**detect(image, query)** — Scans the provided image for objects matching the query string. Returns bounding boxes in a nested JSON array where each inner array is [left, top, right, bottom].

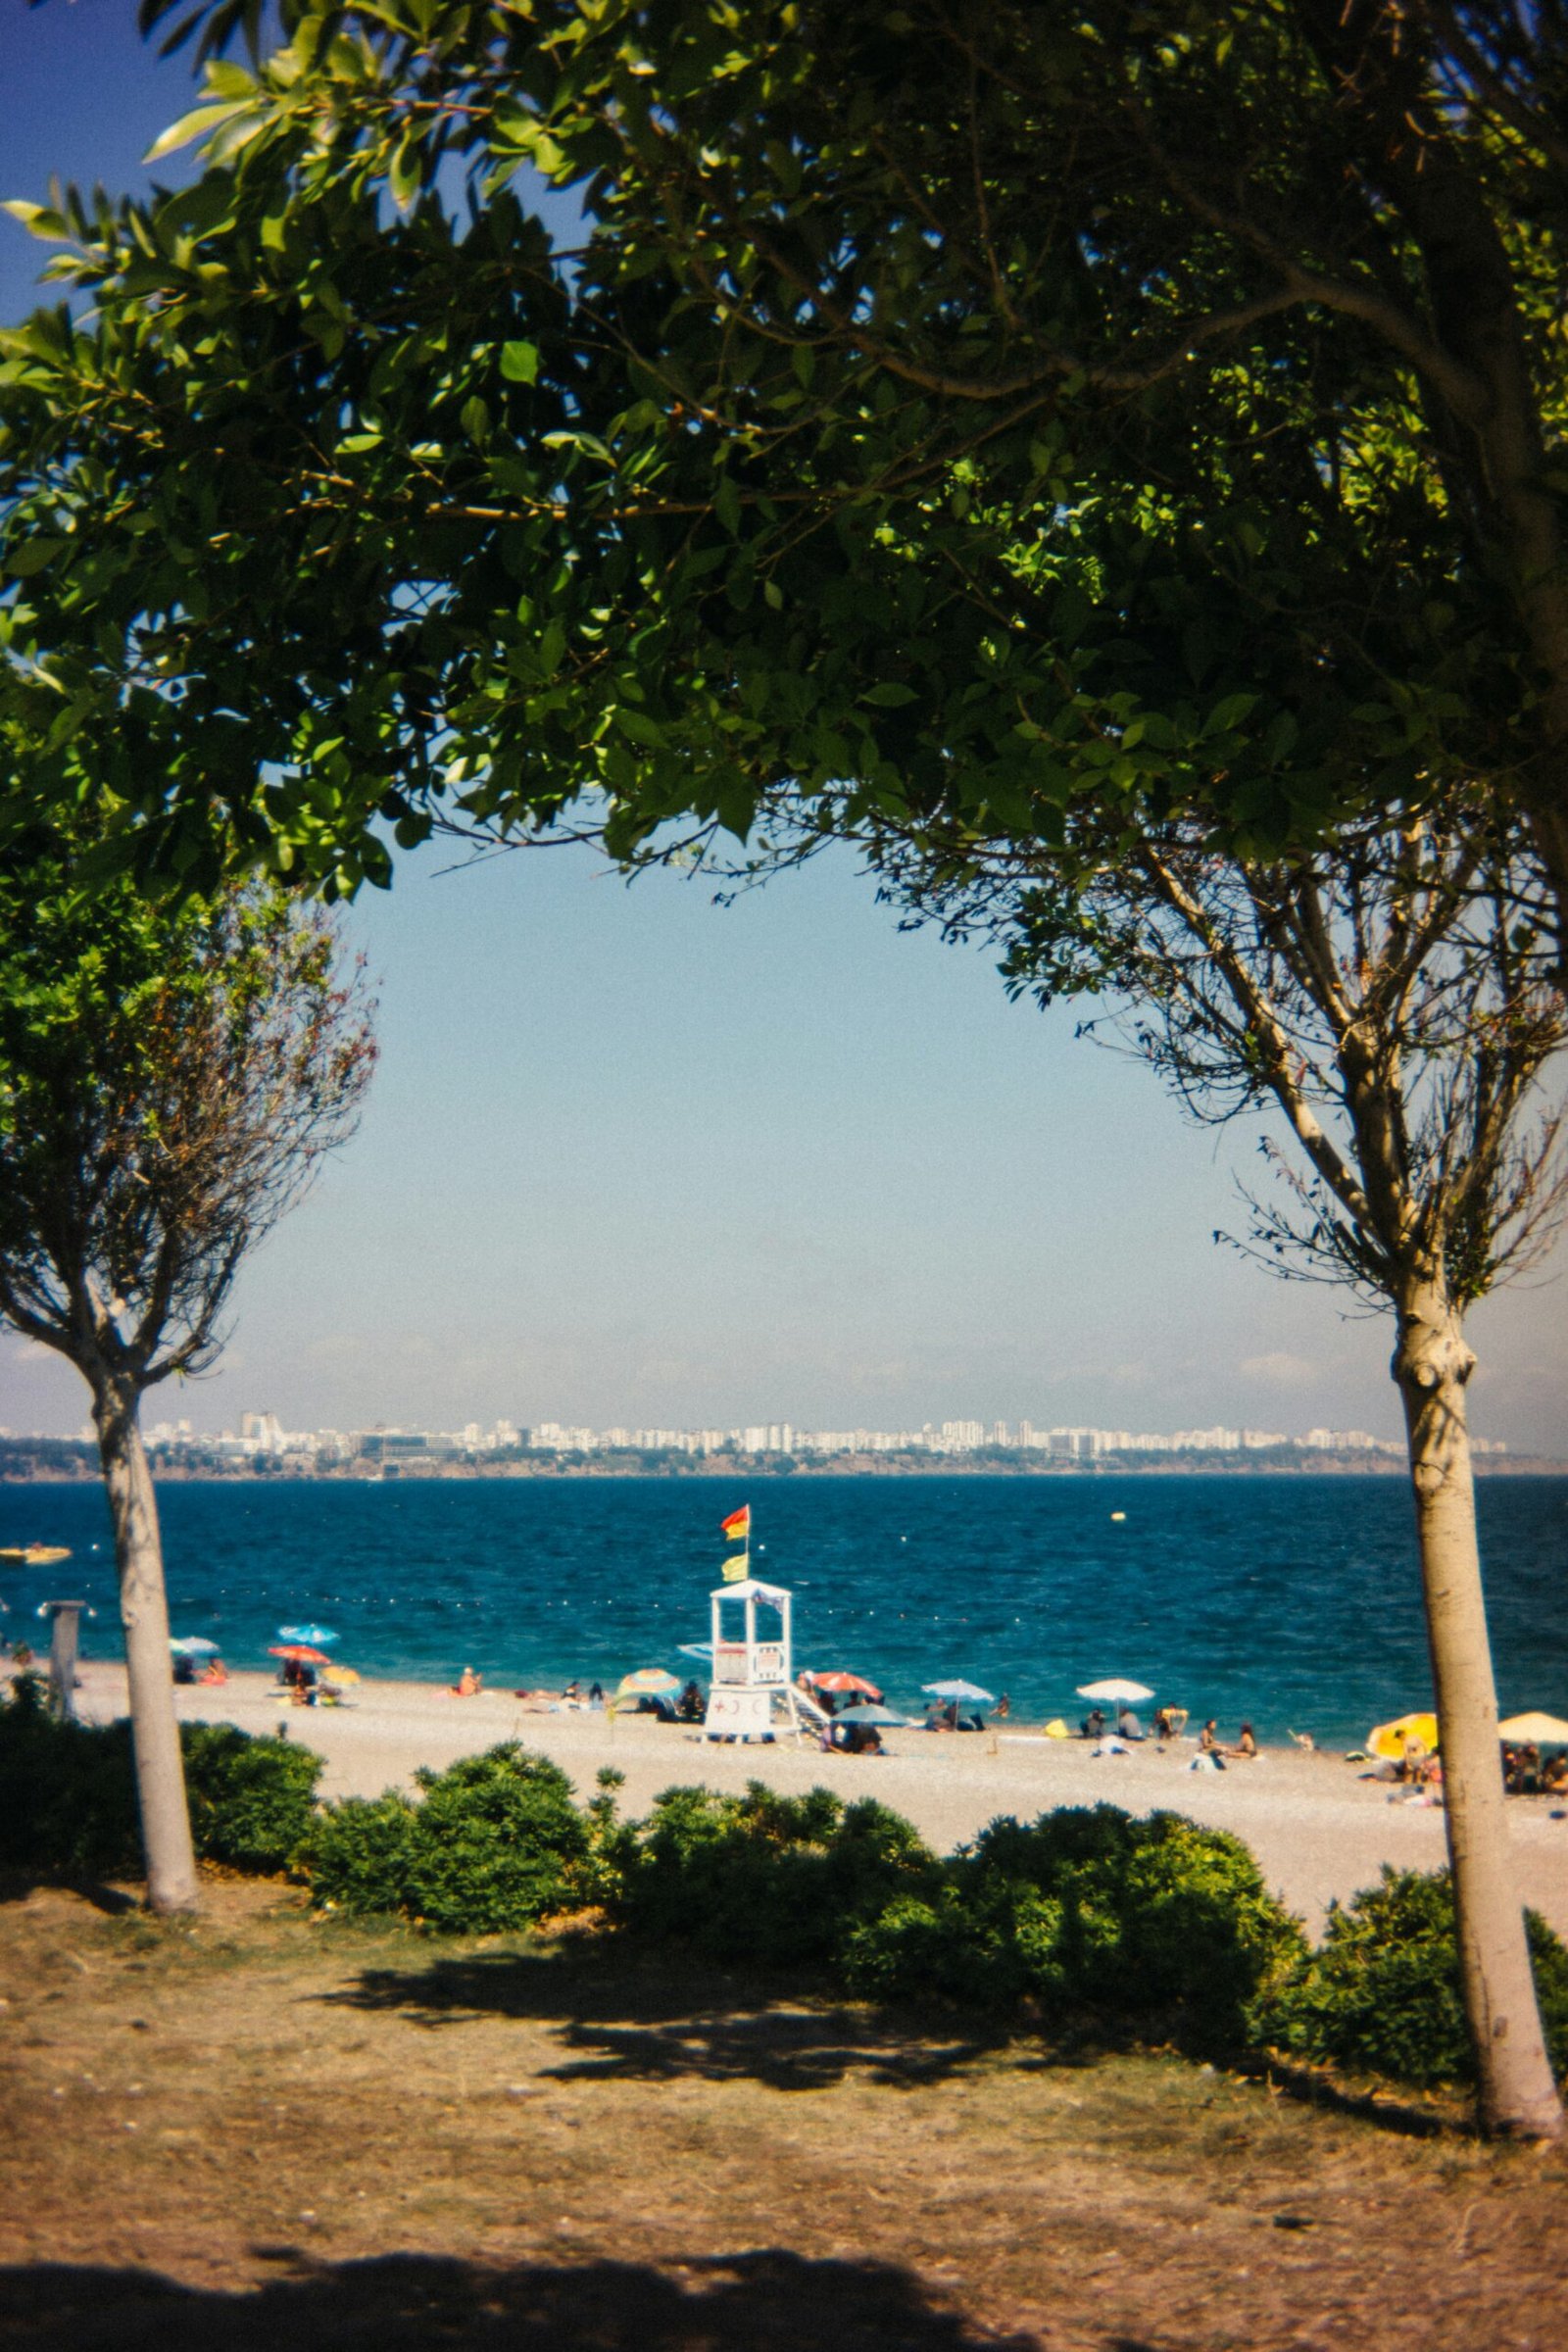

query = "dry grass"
[[0, 1873, 1565, 2349]]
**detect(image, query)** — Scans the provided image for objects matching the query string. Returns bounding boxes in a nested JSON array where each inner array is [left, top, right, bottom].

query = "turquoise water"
[[2, 1473, 1564, 1743]]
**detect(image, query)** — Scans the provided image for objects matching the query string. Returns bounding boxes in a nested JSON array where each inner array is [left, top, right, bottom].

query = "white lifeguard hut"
[[703, 1576, 822, 1741]]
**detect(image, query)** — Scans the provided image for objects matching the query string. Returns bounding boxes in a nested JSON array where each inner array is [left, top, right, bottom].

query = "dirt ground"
[[0, 1874, 1565, 2351]]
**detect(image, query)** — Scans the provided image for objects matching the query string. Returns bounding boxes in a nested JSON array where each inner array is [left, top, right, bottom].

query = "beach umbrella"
[[269, 1644, 333, 1666], [615, 1668, 682, 1697], [835, 1703, 913, 1727], [1497, 1711, 1568, 1745], [1367, 1711, 1439, 1761], [1075, 1679, 1154, 1705], [277, 1623, 338, 1646], [922, 1680, 996, 1704], [677, 1642, 713, 1661], [169, 1636, 221, 1657], [320, 1664, 362, 1687], [803, 1669, 884, 1699]]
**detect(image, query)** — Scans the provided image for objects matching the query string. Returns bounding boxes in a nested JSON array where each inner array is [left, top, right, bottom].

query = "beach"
[[74, 1662, 1568, 1938]]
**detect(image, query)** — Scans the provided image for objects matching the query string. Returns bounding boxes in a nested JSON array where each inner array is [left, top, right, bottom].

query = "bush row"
[[5, 1676, 1564, 2091], [0, 1670, 320, 1875]]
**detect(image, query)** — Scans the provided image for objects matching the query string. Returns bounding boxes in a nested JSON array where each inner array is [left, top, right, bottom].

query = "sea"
[[1, 1473, 1564, 1745]]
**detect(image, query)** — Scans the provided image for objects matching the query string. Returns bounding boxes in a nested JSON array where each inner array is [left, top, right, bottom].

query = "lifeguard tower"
[[703, 1577, 824, 1742]]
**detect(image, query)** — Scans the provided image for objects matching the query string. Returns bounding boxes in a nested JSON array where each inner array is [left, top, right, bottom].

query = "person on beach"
[[1233, 1722, 1259, 1759], [1542, 1751, 1568, 1796], [453, 1664, 482, 1696], [1288, 1729, 1315, 1752], [588, 1682, 605, 1708], [1081, 1707, 1106, 1741], [1116, 1704, 1146, 1740], [1152, 1705, 1182, 1744], [1199, 1718, 1221, 1755], [996, 1693, 1010, 1720], [677, 1680, 705, 1722]]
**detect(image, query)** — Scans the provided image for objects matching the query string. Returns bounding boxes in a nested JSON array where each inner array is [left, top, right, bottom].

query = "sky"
[[2, 2, 1566, 1454]]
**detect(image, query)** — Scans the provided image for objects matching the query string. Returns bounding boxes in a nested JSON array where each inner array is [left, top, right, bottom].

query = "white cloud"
[[1240, 1350, 1317, 1385]]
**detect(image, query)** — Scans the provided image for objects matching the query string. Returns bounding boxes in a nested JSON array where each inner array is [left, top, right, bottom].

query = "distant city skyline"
[[4, 1409, 1517, 1463]]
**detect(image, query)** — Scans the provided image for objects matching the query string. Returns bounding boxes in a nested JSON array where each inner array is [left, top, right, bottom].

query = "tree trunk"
[[1392, 1280, 1562, 2139], [92, 1377, 198, 1915]]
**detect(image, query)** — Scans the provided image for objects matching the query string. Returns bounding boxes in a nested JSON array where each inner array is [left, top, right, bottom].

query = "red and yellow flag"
[[720, 1505, 751, 1544]]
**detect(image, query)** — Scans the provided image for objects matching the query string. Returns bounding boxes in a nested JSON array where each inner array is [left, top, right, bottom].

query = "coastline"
[[6, 1457, 1567, 1483], [68, 1661, 1568, 1940]]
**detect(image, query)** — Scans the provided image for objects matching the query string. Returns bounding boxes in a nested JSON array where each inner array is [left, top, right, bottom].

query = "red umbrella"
[[269, 1644, 332, 1665], [803, 1670, 884, 1700]]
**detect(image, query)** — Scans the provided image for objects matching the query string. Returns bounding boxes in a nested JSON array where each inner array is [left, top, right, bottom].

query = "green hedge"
[[8, 1672, 1564, 2103], [297, 1744, 593, 1932], [617, 1780, 941, 1965], [843, 1805, 1306, 2048], [1250, 1868, 1568, 2089], [0, 1674, 320, 1876]]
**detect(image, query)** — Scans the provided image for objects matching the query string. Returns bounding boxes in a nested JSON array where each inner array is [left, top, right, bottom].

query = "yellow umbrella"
[[1367, 1711, 1438, 1761], [320, 1664, 362, 1687], [1497, 1711, 1568, 1744]]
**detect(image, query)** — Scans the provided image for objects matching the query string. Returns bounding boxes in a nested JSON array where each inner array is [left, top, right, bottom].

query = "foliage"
[[296, 1743, 592, 1931], [0, 1674, 321, 1877], [616, 1781, 941, 1966], [4, 4, 1567, 933], [179, 1720, 322, 1872], [845, 1806, 1306, 2047], [0, 805, 377, 1399], [1250, 1868, 1568, 2089], [294, 1791, 420, 1918], [0, 1672, 142, 1874]]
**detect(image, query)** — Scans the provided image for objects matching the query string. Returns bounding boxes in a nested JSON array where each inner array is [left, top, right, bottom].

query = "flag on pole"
[[720, 1505, 751, 1544], [721, 1555, 750, 1584]]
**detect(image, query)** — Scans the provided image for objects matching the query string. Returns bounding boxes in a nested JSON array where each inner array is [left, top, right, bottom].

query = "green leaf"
[[143, 101, 247, 164], [500, 340, 540, 384], [713, 473, 742, 536], [4, 535, 71, 578], [862, 682, 917, 707], [0, 202, 70, 240], [615, 706, 666, 748]]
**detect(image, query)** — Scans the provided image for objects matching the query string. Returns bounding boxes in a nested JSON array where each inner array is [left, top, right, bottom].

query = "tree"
[[858, 788, 1568, 2137], [0, 780, 375, 1909], [3, 1, 1567, 958]]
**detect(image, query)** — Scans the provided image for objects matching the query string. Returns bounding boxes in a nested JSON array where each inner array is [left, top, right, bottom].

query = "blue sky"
[[2, 2, 1565, 1452]]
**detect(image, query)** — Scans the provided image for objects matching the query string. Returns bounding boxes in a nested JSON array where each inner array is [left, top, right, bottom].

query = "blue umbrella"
[[277, 1623, 338, 1646], [836, 1703, 913, 1727], [923, 1679, 995, 1704]]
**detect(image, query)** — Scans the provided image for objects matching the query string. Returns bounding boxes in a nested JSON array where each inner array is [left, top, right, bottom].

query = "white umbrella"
[[1076, 1678, 1154, 1704]]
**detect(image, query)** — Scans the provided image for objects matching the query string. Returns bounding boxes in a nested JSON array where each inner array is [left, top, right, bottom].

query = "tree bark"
[[1392, 1279, 1562, 2138], [92, 1377, 198, 1915]]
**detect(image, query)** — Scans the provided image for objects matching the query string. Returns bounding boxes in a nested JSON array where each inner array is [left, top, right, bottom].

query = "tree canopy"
[[2, 1, 1565, 938]]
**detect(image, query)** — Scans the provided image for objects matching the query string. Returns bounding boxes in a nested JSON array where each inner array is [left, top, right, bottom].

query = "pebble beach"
[[72, 1661, 1568, 1939]]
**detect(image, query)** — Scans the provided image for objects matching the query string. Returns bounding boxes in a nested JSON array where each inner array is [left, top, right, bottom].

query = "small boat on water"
[[0, 1544, 73, 1566]]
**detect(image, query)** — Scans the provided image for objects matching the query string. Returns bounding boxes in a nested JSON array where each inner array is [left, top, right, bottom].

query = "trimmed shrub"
[[1250, 1867, 1568, 2088], [403, 1745, 591, 1932], [0, 1673, 141, 1874], [845, 1805, 1305, 2046], [621, 1781, 941, 1965], [180, 1722, 322, 1872], [296, 1744, 592, 1932], [295, 1791, 419, 1917], [0, 1678, 322, 1878]]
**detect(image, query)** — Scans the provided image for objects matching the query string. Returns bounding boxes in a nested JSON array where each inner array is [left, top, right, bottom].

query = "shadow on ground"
[[0, 1868, 138, 1915], [317, 1943, 1045, 2089], [0, 2249, 1072, 2351]]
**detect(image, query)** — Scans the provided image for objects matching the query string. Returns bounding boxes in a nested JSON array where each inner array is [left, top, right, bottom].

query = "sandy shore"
[[72, 1662, 1568, 1938]]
